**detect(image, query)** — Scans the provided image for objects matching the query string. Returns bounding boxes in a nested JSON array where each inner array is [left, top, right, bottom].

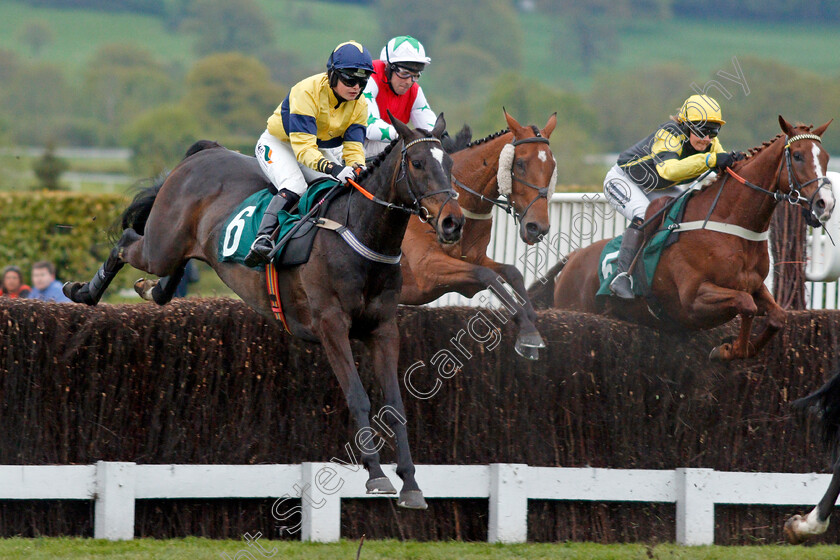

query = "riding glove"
[[713, 152, 737, 171], [329, 164, 356, 184]]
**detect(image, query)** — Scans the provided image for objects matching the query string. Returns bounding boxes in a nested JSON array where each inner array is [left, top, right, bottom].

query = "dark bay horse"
[[400, 111, 557, 360], [63, 115, 464, 509], [785, 371, 840, 543], [530, 117, 833, 360]]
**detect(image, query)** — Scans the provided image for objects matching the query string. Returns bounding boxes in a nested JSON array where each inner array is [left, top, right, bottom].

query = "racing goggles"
[[688, 122, 721, 139], [336, 69, 371, 88], [392, 65, 422, 81]]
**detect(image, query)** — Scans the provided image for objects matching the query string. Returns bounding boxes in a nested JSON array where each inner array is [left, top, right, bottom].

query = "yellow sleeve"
[[341, 99, 368, 168], [286, 83, 331, 172], [653, 130, 723, 183]]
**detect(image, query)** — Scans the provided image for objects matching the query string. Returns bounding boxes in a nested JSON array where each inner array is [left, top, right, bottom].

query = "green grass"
[[3, 0, 839, 92], [1, 539, 839, 560]]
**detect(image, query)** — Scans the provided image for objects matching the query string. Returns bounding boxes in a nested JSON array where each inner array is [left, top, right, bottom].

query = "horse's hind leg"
[[134, 264, 186, 305], [784, 457, 840, 543], [64, 228, 142, 305]]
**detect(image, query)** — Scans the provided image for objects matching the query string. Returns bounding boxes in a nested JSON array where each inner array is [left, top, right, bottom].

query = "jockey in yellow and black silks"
[[245, 41, 374, 267], [603, 94, 744, 299]]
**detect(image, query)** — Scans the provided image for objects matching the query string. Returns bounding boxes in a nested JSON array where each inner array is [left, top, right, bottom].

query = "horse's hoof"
[[398, 489, 428, 510], [517, 331, 546, 349], [63, 282, 96, 306], [709, 343, 732, 361], [62, 281, 82, 301], [366, 476, 397, 495], [134, 278, 157, 301], [514, 339, 540, 361], [784, 515, 808, 545]]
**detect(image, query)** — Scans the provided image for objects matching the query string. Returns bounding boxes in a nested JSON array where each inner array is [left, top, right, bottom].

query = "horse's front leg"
[[784, 457, 840, 543], [315, 309, 392, 495], [477, 256, 545, 360], [687, 281, 758, 360], [366, 319, 427, 509], [748, 283, 787, 353]]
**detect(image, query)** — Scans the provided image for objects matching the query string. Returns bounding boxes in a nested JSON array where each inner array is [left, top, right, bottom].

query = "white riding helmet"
[[380, 36, 431, 66]]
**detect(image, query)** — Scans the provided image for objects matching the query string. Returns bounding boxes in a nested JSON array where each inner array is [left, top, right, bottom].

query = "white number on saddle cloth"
[[601, 249, 619, 279], [222, 205, 256, 257]]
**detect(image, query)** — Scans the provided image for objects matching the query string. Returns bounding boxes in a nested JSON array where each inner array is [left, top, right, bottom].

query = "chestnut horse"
[[400, 111, 557, 360], [63, 116, 464, 509], [530, 116, 833, 360]]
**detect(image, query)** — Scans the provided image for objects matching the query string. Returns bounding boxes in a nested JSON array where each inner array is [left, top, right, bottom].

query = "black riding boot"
[[243, 189, 300, 267], [609, 218, 645, 299]]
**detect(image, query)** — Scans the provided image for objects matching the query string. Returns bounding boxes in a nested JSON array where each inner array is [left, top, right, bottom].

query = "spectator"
[[27, 261, 70, 302], [1, 266, 31, 298]]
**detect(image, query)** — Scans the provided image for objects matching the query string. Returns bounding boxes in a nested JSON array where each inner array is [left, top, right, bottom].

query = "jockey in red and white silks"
[[363, 36, 437, 158]]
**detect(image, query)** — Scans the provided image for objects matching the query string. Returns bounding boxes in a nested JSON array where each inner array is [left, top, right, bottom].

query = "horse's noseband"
[[509, 135, 553, 224], [397, 136, 459, 224]]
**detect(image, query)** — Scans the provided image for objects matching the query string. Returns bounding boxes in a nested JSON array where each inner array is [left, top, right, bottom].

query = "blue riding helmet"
[[327, 41, 374, 78]]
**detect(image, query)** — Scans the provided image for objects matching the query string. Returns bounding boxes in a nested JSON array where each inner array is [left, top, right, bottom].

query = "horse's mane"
[[465, 128, 509, 148], [739, 123, 814, 162], [451, 124, 542, 153], [356, 137, 401, 183]]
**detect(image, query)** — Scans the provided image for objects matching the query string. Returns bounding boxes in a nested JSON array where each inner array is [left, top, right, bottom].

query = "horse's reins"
[[453, 135, 553, 223], [723, 133, 830, 227], [347, 136, 459, 224]]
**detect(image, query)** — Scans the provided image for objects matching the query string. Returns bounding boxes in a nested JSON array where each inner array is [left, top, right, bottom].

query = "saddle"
[[272, 178, 342, 267]]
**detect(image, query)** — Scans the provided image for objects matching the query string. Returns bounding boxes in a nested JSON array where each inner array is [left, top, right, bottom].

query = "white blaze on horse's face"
[[430, 147, 444, 167], [538, 150, 547, 163]]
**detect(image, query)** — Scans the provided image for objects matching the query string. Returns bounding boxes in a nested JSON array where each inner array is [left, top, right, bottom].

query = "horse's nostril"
[[816, 199, 826, 212], [525, 222, 540, 236]]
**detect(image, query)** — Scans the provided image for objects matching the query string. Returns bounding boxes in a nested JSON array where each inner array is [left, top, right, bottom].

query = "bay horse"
[[62, 115, 464, 509], [785, 370, 840, 544], [400, 111, 557, 360], [530, 116, 833, 360]]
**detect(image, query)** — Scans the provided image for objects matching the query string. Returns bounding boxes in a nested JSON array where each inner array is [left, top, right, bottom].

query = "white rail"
[[429, 184, 840, 308], [1, 462, 829, 545]]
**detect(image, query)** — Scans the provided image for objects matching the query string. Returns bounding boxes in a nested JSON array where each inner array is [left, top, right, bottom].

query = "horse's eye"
[[516, 159, 526, 170], [793, 152, 803, 162], [412, 160, 422, 170]]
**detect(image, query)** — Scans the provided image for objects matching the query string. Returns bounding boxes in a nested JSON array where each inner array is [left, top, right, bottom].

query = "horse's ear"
[[388, 110, 412, 141], [503, 108, 525, 136], [541, 113, 557, 139], [813, 119, 834, 137], [778, 115, 796, 137], [431, 112, 446, 139]]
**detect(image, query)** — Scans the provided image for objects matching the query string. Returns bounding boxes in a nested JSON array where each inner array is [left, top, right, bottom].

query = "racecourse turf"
[[0, 538, 838, 559]]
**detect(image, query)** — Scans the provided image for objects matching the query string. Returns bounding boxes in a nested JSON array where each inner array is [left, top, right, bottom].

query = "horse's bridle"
[[349, 136, 459, 224], [725, 133, 831, 227], [453, 135, 553, 223]]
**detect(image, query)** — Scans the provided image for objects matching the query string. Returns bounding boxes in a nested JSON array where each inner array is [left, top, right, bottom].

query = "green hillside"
[[3, 0, 839, 89]]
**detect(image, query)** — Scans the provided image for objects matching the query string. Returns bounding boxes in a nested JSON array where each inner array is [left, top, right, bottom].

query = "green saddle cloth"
[[596, 193, 691, 298], [218, 180, 339, 267]]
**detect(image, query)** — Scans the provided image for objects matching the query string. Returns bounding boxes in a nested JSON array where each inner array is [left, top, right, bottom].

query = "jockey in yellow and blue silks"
[[245, 41, 374, 267], [604, 94, 744, 299]]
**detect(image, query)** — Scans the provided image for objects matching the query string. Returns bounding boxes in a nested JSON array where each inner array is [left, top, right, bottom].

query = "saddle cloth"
[[218, 179, 339, 268], [596, 192, 691, 299]]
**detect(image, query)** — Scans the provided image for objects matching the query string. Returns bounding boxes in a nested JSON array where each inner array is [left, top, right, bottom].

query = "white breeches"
[[603, 164, 686, 221], [255, 130, 342, 196]]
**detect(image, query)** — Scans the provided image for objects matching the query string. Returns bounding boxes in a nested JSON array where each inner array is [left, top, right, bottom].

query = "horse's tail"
[[526, 258, 567, 310], [118, 140, 224, 235], [793, 370, 840, 458]]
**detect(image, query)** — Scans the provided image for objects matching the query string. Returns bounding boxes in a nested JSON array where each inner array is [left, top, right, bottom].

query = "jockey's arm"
[[409, 86, 436, 131], [341, 99, 368, 168], [271, 85, 333, 174], [654, 131, 725, 183], [363, 79, 397, 143]]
